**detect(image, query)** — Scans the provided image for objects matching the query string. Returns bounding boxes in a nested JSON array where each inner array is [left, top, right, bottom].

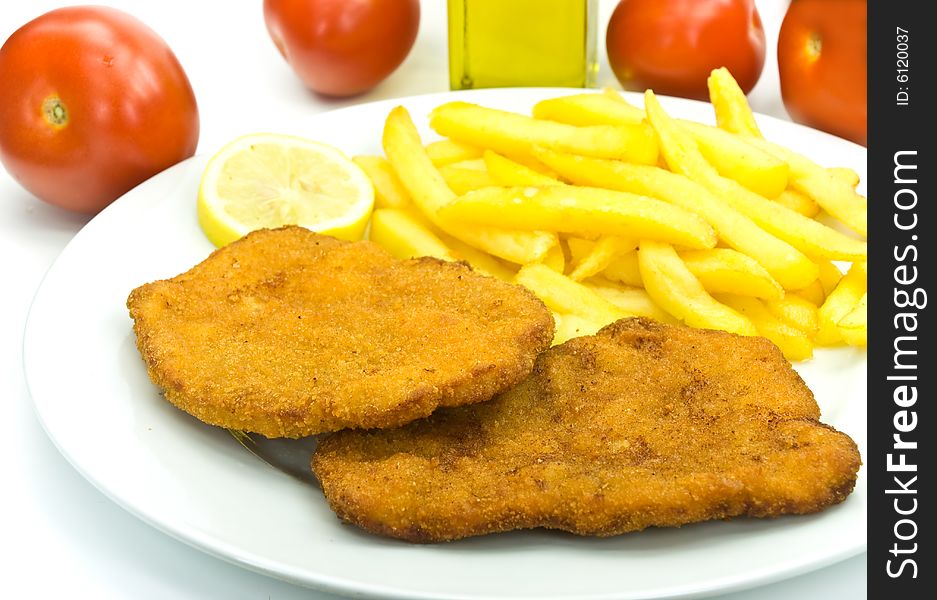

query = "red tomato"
[[778, 0, 867, 145], [0, 7, 199, 214], [606, 0, 766, 101], [264, 0, 420, 97]]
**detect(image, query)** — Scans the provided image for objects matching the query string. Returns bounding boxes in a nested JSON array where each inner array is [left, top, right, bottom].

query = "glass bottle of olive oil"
[[448, 0, 598, 90]]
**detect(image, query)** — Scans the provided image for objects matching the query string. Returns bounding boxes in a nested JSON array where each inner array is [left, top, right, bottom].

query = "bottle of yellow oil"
[[447, 0, 598, 90]]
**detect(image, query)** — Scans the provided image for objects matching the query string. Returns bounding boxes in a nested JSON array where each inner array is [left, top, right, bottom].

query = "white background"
[[0, 1, 865, 598]]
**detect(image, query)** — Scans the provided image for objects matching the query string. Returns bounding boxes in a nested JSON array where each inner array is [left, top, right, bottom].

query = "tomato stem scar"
[[806, 33, 822, 62], [42, 95, 69, 128]]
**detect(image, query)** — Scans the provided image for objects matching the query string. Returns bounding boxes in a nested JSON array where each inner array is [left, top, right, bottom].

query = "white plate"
[[23, 88, 867, 600]]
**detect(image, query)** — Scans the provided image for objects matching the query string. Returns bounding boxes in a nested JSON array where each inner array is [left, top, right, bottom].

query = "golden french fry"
[[792, 280, 825, 307], [381, 107, 464, 214], [677, 120, 789, 198], [601, 87, 636, 103], [440, 185, 717, 249], [707, 67, 763, 137], [352, 155, 412, 210], [553, 312, 605, 345], [566, 236, 595, 263], [774, 189, 821, 218], [584, 280, 677, 324], [434, 231, 517, 282], [531, 92, 790, 199], [500, 152, 558, 175], [532, 92, 645, 126], [429, 101, 659, 164], [707, 65, 856, 222], [515, 263, 626, 326], [816, 262, 866, 345], [829, 166, 860, 188], [534, 147, 818, 289], [425, 138, 482, 166], [742, 136, 867, 237], [569, 235, 637, 281], [382, 106, 557, 264], [789, 260, 842, 307], [638, 240, 757, 336], [708, 68, 865, 232], [448, 158, 487, 170], [764, 294, 819, 335], [438, 163, 497, 194], [838, 292, 867, 346], [439, 223, 558, 265], [365, 183, 517, 281], [679, 248, 784, 301], [519, 158, 558, 175], [790, 171, 867, 237], [644, 90, 867, 262], [602, 250, 643, 287], [369, 208, 457, 261], [540, 242, 566, 273], [717, 294, 814, 361], [719, 180, 867, 261], [817, 260, 845, 295], [483, 150, 561, 187]]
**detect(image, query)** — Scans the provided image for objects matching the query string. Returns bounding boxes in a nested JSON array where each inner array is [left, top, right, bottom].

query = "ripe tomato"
[[778, 0, 867, 145], [264, 0, 420, 97], [606, 0, 766, 101], [0, 7, 199, 214]]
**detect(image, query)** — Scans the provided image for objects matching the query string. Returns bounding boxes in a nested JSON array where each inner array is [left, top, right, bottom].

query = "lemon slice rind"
[[197, 133, 375, 247]]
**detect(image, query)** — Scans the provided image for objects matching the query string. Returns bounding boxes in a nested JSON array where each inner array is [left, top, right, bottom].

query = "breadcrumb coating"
[[313, 318, 860, 542], [127, 226, 553, 438]]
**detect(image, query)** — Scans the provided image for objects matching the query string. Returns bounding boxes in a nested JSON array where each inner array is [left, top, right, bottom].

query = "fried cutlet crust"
[[127, 226, 553, 438], [312, 318, 861, 542]]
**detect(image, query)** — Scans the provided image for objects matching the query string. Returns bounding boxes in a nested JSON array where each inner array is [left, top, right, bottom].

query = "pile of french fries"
[[352, 68, 868, 361]]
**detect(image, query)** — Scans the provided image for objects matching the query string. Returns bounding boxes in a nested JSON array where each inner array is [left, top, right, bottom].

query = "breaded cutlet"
[[313, 318, 860, 542], [127, 226, 554, 438]]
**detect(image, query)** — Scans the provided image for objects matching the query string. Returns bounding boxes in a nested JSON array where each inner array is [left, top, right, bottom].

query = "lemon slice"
[[197, 133, 374, 247]]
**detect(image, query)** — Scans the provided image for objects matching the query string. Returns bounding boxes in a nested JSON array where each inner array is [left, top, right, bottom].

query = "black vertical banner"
[[867, 0, 933, 597]]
